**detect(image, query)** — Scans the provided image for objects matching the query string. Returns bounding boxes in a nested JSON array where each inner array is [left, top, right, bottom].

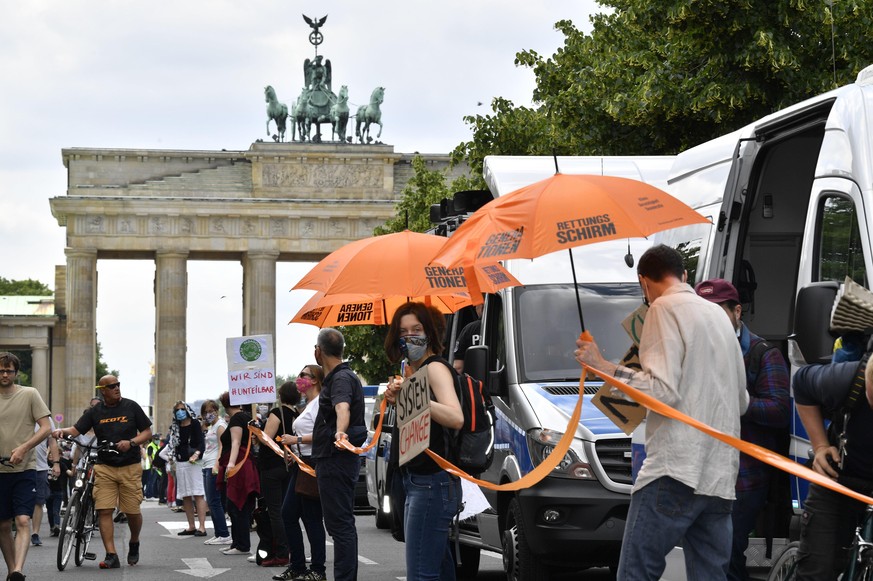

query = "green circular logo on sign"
[[239, 339, 263, 362]]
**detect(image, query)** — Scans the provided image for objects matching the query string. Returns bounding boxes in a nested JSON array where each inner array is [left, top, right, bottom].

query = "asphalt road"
[[19, 502, 615, 580]]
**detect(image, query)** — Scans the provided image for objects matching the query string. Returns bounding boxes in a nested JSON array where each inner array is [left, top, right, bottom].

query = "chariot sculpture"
[[262, 14, 386, 144]]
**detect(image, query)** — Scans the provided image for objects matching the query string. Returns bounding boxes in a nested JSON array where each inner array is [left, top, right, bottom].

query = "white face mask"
[[403, 334, 429, 361]]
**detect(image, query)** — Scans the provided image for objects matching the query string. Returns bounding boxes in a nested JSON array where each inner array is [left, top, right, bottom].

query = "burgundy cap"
[[695, 278, 740, 304]]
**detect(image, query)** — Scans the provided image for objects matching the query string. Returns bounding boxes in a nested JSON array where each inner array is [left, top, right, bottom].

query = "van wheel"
[[455, 543, 480, 579], [374, 499, 391, 530], [502, 498, 550, 581]]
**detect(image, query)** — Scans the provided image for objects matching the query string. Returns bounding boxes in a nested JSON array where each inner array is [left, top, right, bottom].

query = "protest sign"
[[226, 334, 276, 405], [396, 366, 431, 466]]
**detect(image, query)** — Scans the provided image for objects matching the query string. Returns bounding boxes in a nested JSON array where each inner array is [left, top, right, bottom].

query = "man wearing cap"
[[576, 245, 748, 581], [53, 375, 152, 570], [696, 278, 791, 581]]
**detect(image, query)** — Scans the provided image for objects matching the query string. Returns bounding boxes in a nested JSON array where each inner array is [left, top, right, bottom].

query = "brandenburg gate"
[[50, 142, 461, 433]]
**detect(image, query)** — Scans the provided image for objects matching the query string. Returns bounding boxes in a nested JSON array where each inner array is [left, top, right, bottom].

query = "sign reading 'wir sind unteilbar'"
[[226, 334, 276, 406]]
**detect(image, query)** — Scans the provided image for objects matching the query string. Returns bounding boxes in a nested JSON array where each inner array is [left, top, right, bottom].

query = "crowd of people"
[[3, 245, 873, 580]]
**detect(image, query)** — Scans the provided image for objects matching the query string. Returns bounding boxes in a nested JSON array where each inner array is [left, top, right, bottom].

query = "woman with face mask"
[[383, 302, 464, 581], [274, 365, 328, 581], [168, 401, 208, 536], [200, 399, 230, 545]]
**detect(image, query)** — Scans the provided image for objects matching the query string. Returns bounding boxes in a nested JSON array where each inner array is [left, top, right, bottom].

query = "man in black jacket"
[[793, 355, 873, 579]]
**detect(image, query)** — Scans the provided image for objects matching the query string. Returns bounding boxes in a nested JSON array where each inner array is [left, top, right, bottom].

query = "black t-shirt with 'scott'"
[[73, 398, 152, 467]]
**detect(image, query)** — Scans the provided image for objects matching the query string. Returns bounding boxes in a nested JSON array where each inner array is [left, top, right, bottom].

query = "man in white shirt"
[[576, 245, 748, 581]]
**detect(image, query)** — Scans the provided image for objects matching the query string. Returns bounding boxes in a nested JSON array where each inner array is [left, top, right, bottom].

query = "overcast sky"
[[1, 0, 601, 412]]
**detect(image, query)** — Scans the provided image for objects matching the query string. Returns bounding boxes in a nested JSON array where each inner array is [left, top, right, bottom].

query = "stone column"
[[242, 251, 278, 350], [64, 248, 97, 428], [154, 251, 188, 436], [30, 344, 50, 406]]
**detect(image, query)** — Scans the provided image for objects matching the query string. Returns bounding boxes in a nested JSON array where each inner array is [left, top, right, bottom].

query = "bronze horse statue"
[[356, 87, 385, 143], [264, 86, 289, 142], [331, 85, 350, 142]]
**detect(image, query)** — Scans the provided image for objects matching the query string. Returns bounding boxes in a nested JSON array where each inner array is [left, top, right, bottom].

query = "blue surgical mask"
[[174, 409, 188, 421], [404, 335, 429, 362]]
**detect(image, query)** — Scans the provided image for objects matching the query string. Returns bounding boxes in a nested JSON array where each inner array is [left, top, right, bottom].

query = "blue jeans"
[[282, 465, 326, 574], [727, 486, 769, 581], [618, 476, 733, 581], [202, 468, 229, 538], [316, 453, 359, 581], [403, 470, 461, 581]]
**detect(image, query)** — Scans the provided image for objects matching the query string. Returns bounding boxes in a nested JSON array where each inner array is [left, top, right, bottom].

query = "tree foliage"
[[453, 0, 873, 176], [0, 277, 52, 296], [341, 156, 478, 383]]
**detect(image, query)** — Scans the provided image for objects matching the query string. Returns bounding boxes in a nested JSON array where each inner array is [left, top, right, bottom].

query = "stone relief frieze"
[[299, 220, 315, 238], [150, 217, 166, 234], [271, 219, 287, 236], [87, 216, 105, 233], [261, 163, 384, 190]]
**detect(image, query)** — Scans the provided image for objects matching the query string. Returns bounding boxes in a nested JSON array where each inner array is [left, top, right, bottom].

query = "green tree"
[[0, 277, 52, 296], [454, 1, 873, 175], [341, 156, 479, 382]]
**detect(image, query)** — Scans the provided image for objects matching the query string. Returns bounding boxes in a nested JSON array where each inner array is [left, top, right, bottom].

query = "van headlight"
[[527, 428, 595, 480]]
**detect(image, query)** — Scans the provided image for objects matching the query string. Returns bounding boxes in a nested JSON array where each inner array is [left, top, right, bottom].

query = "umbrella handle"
[[578, 330, 597, 381]]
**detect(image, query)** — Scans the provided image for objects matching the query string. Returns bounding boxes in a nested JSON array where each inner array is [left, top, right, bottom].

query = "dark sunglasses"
[[101, 382, 121, 389], [298, 372, 314, 379]]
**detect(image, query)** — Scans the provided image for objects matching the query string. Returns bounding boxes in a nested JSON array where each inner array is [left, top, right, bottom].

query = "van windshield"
[[515, 283, 643, 382]]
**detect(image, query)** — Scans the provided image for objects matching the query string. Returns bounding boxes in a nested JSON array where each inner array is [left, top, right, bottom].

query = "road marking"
[[359, 556, 377, 565], [176, 557, 229, 578], [156, 521, 214, 538]]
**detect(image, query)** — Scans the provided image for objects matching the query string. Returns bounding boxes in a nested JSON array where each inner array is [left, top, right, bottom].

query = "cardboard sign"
[[226, 334, 276, 405], [592, 385, 646, 435], [396, 366, 431, 466]]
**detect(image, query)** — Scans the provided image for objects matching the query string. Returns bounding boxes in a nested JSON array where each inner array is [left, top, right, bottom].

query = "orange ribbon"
[[584, 364, 873, 506]]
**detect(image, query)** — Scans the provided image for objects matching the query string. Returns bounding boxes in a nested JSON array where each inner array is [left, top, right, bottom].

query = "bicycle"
[[768, 503, 873, 580], [56, 437, 117, 571]]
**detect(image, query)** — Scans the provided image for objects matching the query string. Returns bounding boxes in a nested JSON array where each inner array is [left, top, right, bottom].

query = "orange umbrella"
[[292, 229, 520, 298], [290, 292, 472, 328], [430, 173, 710, 328]]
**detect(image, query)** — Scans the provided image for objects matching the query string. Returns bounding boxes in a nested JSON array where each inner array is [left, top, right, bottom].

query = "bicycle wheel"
[[768, 541, 800, 581], [848, 562, 873, 581], [57, 490, 81, 571], [74, 492, 96, 566]]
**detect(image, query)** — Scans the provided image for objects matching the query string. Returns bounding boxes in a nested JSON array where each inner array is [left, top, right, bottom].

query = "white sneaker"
[[205, 536, 232, 545], [247, 554, 257, 563], [221, 547, 250, 556]]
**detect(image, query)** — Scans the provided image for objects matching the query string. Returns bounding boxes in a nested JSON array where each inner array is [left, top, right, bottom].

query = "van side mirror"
[[465, 344, 507, 398], [792, 282, 839, 364]]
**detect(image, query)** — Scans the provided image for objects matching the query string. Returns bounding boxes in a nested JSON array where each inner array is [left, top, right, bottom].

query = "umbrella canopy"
[[290, 292, 472, 328], [292, 229, 520, 297], [430, 173, 710, 330], [431, 173, 710, 268]]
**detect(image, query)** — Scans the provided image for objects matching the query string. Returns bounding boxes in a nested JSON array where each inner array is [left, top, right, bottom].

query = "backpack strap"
[[747, 338, 777, 385], [844, 351, 871, 414]]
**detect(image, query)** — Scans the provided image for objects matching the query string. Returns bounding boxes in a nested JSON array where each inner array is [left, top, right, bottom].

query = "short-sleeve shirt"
[[203, 419, 227, 466], [219, 411, 252, 456], [259, 406, 298, 471], [453, 320, 481, 361], [73, 398, 151, 467], [312, 362, 365, 459], [0, 386, 51, 472]]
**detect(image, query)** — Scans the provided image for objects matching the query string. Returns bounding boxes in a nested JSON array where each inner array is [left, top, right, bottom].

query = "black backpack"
[[448, 368, 496, 475]]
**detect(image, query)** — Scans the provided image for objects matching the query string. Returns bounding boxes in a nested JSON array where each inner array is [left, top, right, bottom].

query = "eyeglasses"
[[101, 382, 121, 389], [0, 370, 16, 375], [298, 372, 314, 379]]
